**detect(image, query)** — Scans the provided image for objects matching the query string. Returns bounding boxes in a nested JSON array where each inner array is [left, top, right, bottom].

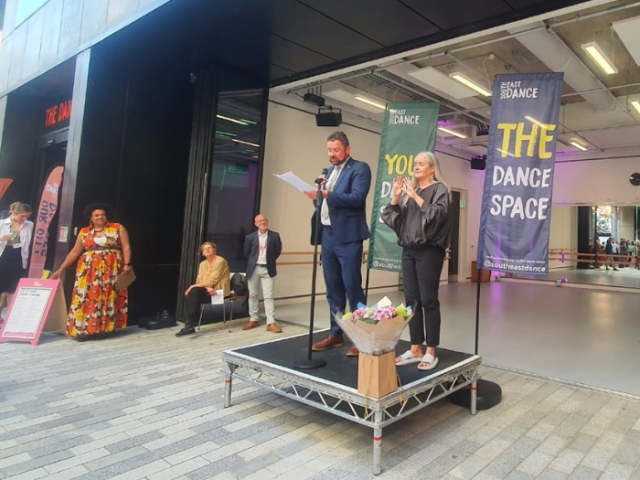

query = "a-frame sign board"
[[0, 279, 67, 346]]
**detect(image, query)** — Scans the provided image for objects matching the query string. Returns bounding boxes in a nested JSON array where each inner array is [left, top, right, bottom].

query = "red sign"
[[0, 178, 13, 202], [29, 166, 64, 279], [45, 99, 72, 128]]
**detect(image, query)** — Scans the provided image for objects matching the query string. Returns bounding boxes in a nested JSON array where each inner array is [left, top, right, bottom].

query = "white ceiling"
[[278, 0, 640, 163]]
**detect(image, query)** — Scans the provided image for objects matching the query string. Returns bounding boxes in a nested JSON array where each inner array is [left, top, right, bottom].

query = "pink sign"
[[0, 279, 67, 346], [0, 178, 12, 202], [29, 166, 64, 278]]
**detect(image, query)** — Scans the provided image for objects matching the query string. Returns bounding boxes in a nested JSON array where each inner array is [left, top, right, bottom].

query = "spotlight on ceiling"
[[471, 155, 487, 170], [476, 124, 490, 136], [316, 106, 342, 127]]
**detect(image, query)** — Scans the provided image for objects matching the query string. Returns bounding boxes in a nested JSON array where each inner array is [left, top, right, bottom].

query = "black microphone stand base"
[[448, 379, 502, 410], [292, 358, 327, 370]]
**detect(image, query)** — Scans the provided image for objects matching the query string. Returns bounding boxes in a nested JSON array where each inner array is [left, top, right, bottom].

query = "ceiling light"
[[232, 139, 260, 148], [438, 126, 467, 139], [581, 42, 618, 75], [569, 140, 588, 152], [354, 96, 386, 110], [217, 115, 249, 126], [324, 87, 387, 114], [449, 72, 492, 97], [630, 99, 640, 115], [408, 67, 478, 99]]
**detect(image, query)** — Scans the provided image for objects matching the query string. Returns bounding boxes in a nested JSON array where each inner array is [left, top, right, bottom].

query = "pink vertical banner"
[[29, 166, 64, 278], [0, 178, 13, 202]]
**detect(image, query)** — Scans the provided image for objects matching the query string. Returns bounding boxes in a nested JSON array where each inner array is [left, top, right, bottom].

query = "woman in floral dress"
[[52, 204, 132, 340]]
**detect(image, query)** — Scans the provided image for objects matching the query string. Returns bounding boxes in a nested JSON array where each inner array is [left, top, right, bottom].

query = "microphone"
[[315, 168, 328, 185]]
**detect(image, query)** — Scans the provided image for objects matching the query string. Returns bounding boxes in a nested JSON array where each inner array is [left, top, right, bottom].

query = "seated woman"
[[177, 242, 230, 337]]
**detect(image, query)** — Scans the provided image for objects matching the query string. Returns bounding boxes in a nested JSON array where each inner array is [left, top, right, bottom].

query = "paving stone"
[[537, 468, 569, 480], [2, 324, 640, 480], [566, 465, 602, 480], [504, 470, 536, 480], [567, 433, 597, 454]]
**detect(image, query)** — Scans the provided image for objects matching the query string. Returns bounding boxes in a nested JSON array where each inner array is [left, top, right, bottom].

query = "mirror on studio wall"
[[508, 205, 640, 289]]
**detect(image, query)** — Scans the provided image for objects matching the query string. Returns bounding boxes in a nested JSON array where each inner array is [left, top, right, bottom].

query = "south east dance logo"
[[500, 81, 539, 100]]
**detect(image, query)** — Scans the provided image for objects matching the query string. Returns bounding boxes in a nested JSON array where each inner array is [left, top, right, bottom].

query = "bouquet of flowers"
[[336, 296, 413, 356]]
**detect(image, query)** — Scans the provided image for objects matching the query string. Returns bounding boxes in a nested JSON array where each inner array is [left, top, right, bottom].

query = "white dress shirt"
[[0, 217, 34, 269], [321, 158, 350, 226], [257, 231, 268, 265]]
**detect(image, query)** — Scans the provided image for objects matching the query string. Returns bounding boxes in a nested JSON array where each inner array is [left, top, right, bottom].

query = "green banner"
[[368, 102, 440, 271]]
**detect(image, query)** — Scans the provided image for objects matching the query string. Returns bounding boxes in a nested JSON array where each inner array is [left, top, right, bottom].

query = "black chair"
[[197, 272, 247, 330]]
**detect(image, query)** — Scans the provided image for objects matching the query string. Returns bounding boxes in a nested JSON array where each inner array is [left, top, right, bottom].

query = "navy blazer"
[[244, 230, 282, 278], [311, 157, 371, 245]]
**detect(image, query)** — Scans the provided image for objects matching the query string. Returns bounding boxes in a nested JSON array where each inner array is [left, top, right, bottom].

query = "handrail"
[[549, 249, 637, 266]]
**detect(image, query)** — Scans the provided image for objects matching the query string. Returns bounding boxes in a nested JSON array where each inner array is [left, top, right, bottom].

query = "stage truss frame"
[[222, 346, 480, 475]]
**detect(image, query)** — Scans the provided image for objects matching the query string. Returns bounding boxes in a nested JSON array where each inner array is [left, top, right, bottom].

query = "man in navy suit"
[[304, 131, 371, 356], [243, 214, 283, 333]]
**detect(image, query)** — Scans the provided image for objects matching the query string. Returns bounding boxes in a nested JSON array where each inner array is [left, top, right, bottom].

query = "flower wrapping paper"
[[335, 297, 413, 356]]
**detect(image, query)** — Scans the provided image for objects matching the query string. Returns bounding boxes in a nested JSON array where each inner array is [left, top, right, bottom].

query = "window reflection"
[[205, 90, 264, 273], [508, 205, 640, 289]]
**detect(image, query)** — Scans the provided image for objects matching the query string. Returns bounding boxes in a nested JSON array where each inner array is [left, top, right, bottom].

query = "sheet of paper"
[[273, 171, 315, 193], [3, 287, 52, 335], [211, 289, 224, 305]]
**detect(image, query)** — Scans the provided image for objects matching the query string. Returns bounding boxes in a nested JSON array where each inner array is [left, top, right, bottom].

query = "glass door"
[[204, 89, 266, 273]]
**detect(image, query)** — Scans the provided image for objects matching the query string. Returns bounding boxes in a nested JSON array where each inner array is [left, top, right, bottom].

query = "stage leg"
[[471, 378, 477, 415], [224, 367, 235, 408], [372, 411, 383, 475]]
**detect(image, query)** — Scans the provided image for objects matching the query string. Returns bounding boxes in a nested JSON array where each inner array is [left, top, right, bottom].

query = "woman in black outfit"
[[382, 152, 450, 371]]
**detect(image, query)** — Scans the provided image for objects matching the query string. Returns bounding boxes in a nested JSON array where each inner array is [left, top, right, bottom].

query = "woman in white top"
[[0, 202, 34, 295]]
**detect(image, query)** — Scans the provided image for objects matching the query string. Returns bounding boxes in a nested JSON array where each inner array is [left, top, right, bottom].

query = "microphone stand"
[[292, 179, 327, 370]]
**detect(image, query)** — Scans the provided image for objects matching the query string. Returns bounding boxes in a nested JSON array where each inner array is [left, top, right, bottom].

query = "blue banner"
[[477, 73, 564, 276]]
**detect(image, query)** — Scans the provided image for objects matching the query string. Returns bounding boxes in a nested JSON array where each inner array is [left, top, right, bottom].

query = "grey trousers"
[[248, 266, 276, 324]]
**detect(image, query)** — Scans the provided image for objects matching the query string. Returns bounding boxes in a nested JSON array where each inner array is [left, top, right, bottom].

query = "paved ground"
[[1, 320, 639, 480]]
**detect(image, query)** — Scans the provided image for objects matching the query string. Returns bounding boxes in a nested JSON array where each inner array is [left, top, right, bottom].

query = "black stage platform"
[[234, 331, 475, 389], [221, 330, 481, 475]]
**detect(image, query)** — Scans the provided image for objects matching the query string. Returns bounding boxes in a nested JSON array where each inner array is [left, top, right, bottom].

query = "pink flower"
[[352, 307, 368, 320], [373, 306, 397, 321]]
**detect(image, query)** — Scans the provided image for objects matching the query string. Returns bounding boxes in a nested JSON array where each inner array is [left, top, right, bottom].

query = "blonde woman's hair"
[[10, 202, 32, 215], [403, 152, 450, 205]]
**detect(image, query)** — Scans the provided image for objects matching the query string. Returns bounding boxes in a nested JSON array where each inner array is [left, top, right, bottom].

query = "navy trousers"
[[321, 226, 366, 335]]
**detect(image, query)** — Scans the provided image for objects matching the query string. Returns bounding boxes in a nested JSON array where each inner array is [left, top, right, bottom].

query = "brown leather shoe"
[[346, 346, 359, 357], [312, 334, 344, 351], [266, 323, 282, 333], [242, 321, 259, 331]]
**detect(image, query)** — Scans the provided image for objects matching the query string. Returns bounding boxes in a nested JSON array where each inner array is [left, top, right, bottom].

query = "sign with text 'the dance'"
[[477, 73, 564, 276]]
